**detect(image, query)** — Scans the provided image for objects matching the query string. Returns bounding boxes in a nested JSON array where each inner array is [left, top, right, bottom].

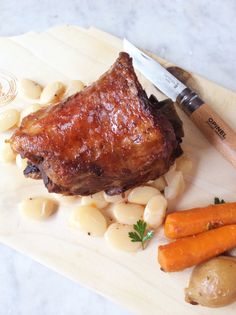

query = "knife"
[[123, 39, 236, 169]]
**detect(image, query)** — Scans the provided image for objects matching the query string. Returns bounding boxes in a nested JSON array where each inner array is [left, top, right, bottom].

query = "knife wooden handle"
[[177, 88, 236, 169]]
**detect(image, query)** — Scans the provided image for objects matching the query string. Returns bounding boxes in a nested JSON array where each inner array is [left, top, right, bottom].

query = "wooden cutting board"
[[1, 25, 236, 315]]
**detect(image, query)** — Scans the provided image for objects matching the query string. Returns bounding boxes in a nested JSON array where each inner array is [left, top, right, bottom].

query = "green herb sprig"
[[128, 220, 154, 250], [214, 197, 225, 204]]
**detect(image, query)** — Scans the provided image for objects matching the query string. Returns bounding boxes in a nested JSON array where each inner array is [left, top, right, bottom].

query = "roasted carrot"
[[158, 225, 236, 272], [164, 202, 236, 239]]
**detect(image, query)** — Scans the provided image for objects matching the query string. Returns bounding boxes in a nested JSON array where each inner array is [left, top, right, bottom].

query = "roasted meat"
[[10, 52, 183, 196]]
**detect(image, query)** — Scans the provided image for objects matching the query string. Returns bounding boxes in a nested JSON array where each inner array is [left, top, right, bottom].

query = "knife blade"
[[123, 39, 236, 169], [123, 39, 186, 102]]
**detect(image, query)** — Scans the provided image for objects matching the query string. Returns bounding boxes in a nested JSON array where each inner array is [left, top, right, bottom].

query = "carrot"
[[158, 225, 236, 272], [164, 202, 236, 239]]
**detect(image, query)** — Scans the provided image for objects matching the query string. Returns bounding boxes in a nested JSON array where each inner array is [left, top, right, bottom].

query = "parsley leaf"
[[214, 197, 225, 204], [128, 220, 154, 250]]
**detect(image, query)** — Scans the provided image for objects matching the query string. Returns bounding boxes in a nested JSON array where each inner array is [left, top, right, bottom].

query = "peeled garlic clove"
[[113, 202, 144, 225], [0, 142, 16, 163], [40, 81, 65, 104], [164, 171, 185, 200], [81, 191, 108, 209], [105, 223, 141, 252], [151, 176, 166, 191], [128, 186, 160, 205], [144, 194, 167, 228], [19, 79, 42, 100], [0, 109, 20, 132], [70, 205, 107, 236], [20, 197, 58, 220], [66, 80, 85, 96]]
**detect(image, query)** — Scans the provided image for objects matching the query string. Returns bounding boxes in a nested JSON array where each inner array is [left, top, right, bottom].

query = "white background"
[[0, 1, 235, 314]]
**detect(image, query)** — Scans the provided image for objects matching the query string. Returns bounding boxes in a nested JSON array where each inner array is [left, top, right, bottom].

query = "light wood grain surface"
[[0, 26, 236, 315]]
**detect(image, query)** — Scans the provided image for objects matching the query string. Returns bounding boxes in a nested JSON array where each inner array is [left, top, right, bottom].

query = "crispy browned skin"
[[10, 53, 183, 195]]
